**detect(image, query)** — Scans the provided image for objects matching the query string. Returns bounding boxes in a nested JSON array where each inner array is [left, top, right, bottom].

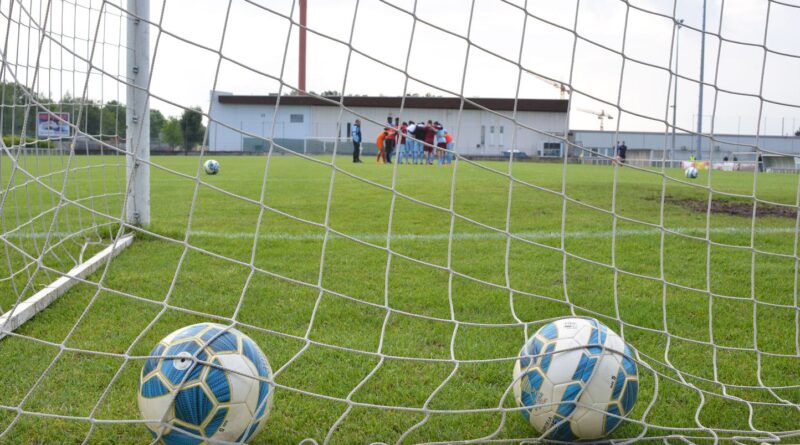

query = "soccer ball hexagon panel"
[[513, 317, 639, 441], [138, 323, 273, 444]]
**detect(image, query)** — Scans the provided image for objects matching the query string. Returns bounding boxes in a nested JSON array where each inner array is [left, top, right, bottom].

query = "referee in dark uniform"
[[617, 141, 627, 164]]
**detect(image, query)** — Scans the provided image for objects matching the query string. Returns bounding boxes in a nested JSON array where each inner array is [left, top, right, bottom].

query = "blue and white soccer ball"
[[685, 166, 698, 179], [513, 317, 638, 441], [203, 159, 220, 175], [138, 323, 273, 444]]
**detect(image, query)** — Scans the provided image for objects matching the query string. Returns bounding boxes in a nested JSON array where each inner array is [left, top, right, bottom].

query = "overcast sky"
[[3, 0, 800, 135]]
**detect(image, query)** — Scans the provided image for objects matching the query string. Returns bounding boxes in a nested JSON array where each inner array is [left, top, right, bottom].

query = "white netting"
[[1, 0, 799, 444]]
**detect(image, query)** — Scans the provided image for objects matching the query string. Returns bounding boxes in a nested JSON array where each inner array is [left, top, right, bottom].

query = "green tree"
[[1, 81, 51, 137], [149, 109, 165, 139], [179, 107, 205, 151], [58, 94, 100, 135], [99, 100, 126, 139], [0, 82, 178, 144], [160, 117, 183, 149]]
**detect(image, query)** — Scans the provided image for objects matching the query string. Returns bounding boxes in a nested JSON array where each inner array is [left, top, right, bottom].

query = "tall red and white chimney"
[[298, 0, 307, 94]]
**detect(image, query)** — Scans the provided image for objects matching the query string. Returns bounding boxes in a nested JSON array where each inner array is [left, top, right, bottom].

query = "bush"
[[2, 135, 55, 149]]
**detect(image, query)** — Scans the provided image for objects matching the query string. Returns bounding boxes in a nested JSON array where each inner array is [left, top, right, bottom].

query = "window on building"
[[543, 142, 562, 157], [480, 125, 485, 146], [489, 126, 495, 147], [499, 126, 504, 147], [346, 122, 351, 139], [290, 114, 304, 123]]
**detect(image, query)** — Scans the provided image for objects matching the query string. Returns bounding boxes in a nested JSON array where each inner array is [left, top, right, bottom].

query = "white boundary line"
[[189, 226, 795, 241], [0, 234, 134, 335], [1, 227, 795, 242]]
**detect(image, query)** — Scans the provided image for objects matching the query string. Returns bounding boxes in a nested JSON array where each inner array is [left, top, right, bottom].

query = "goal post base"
[[0, 234, 135, 336]]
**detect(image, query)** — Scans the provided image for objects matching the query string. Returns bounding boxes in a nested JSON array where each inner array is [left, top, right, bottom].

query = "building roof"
[[217, 95, 568, 113]]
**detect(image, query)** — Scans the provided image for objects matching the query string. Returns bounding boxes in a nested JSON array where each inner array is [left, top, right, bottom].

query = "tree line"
[[0, 82, 205, 151], [5, 82, 799, 143]]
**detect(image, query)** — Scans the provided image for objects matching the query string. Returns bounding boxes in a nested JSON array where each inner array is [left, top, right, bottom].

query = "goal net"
[[1, 0, 799, 444]]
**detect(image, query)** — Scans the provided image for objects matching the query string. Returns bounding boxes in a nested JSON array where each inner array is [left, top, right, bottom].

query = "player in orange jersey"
[[376, 129, 387, 164], [444, 131, 454, 164]]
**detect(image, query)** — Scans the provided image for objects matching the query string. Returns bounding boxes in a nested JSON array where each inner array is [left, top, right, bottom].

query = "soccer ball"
[[685, 166, 698, 178], [513, 317, 638, 441], [138, 323, 273, 444], [203, 159, 220, 175]]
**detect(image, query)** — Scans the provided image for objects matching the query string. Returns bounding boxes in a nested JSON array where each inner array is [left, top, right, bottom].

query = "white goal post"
[[302, 136, 351, 155], [124, 0, 150, 227], [0, 0, 148, 335]]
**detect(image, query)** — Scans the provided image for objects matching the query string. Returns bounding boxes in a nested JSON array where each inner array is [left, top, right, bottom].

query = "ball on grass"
[[137, 323, 273, 444], [204, 159, 220, 175], [513, 317, 638, 441]]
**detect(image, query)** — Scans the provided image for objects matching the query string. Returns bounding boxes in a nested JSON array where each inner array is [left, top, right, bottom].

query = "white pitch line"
[[187, 226, 796, 242], [1, 227, 795, 243]]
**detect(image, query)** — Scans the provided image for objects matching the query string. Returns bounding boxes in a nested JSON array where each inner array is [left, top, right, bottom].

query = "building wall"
[[208, 91, 568, 155], [573, 130, 800, 161]]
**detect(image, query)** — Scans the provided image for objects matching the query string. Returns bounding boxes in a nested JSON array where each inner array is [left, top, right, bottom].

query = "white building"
[[572, 130, 800, 163], [208, 91, 569, 156]]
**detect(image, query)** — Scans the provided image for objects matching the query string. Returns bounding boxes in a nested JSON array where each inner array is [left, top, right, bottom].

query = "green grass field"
[[0, 153, 798, 444]]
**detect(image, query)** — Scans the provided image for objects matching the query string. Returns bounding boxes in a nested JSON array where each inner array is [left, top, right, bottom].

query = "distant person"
[[384, 126, 397, 164], [733, 156, 738, 161], [444, 130, 454, 164], [406, 120, 417, 164], [617, 140, 627, 164], [723, 156, 729, 162], [351, 119, 363, 163], [414, 119, 427, 164], [376, 129, 387, 164], [434, 121, 446, 165], [423, 120, 437, 164], [398, 121, 409, 164]]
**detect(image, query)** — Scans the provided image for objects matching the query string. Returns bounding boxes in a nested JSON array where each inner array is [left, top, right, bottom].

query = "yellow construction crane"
[[532, 74, 570, 99], [577, 108, 614, 131]]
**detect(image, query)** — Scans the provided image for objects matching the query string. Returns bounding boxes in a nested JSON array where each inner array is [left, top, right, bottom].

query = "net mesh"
[[1, 0, 799, 444]]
